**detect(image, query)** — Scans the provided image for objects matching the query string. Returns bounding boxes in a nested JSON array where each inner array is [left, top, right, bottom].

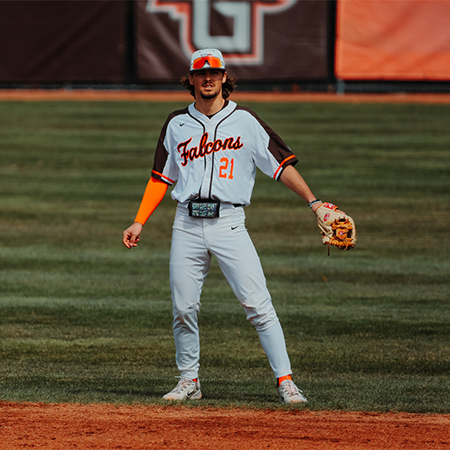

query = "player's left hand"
[[122, 222, 143, 249], [314, 202, 356, 251]]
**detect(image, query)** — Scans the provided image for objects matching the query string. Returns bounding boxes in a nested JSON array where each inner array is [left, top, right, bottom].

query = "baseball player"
[[123, 49, 330, 404]]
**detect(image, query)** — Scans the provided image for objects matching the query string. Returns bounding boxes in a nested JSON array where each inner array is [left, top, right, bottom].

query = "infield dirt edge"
[[1, 89, 450, 103]]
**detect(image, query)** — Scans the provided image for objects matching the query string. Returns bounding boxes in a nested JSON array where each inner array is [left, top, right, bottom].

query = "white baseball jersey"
[[152, 100, 298, 206]]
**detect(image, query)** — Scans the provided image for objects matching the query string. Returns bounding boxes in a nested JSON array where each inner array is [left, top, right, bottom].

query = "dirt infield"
[[1, 89, 450, 103], [1, 402, 449, 450]]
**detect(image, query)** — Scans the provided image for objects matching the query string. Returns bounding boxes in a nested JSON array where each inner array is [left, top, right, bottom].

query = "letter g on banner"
[[193, 0, 251, 53], [146, 0, 297, 65]]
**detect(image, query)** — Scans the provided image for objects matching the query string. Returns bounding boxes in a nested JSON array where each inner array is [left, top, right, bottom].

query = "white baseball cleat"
[[278, 379, 308, 403], [162, 377, 202, 401]]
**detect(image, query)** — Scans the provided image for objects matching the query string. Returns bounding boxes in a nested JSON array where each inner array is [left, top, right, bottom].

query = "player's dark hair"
[[181, 73, 237, 99]]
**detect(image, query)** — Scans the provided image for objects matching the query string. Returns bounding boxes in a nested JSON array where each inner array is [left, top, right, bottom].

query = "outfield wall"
[[0, 0, 449, 88]]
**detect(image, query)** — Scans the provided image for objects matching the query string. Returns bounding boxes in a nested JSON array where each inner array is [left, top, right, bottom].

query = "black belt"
[[233, 204, 244, 208]]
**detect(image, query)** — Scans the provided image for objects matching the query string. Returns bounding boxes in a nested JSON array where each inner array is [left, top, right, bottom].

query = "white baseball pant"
[[169, 202, 292, 380]]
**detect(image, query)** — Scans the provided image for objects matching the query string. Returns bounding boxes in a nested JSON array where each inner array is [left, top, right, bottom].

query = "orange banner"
[[336, 0, 450, 80]]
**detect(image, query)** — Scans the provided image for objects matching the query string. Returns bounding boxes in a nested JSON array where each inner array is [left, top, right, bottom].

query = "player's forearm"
[[134, 177, 169, 225], [279, 165, 317, 205]]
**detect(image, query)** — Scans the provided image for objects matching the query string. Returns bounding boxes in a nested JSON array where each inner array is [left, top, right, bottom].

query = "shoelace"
[[281, 380, 300, 397], [172, 377, 195, 393]]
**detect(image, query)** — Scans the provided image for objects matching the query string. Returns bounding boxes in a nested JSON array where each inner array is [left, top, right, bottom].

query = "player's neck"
[[194, 95, 225, 117]]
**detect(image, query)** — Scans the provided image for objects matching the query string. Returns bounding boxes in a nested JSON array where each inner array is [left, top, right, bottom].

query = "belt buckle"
[[188, 199, 220, 218]]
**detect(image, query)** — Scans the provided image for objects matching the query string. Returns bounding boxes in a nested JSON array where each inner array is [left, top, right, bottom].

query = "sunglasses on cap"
[[192, 55, 224, 70]]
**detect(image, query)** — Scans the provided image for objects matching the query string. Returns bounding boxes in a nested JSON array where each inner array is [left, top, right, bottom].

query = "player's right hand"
[[122, 222, 143, 249]]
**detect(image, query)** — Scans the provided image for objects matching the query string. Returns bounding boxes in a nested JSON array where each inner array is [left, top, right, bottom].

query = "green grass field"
[[0, 99, 449, 412]]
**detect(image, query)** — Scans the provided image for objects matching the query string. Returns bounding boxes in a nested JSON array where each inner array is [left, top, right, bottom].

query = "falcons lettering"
[[177, 132, 243, 166]]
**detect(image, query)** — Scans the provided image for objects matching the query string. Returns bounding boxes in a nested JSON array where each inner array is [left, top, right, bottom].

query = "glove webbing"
[[327, 218, 355, 255]]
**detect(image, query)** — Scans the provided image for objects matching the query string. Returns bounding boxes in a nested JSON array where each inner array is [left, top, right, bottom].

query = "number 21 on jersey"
[[219, 157, 234, 179]]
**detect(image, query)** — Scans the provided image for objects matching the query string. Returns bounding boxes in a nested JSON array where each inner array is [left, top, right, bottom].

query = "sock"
[[277, 374, 292, 386]]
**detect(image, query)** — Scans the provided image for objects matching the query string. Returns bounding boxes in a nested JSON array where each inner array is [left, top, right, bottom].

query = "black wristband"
[[308, 199, 322, 209]]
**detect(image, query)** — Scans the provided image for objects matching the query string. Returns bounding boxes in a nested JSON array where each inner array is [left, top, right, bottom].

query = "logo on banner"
[[146, 0, 297, 65]]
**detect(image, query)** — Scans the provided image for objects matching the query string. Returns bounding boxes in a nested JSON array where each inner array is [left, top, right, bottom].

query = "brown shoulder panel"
[[151, 107, 189, 184]]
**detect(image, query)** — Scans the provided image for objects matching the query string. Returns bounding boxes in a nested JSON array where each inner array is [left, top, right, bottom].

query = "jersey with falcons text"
[[151, 100, 298, 206]]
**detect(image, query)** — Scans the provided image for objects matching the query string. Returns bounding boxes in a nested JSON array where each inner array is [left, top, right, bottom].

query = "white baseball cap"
[[189, 49, 226, 72]]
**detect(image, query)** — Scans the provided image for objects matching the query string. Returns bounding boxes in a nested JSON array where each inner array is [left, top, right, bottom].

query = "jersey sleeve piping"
[[151, 170, 175, 185], [273, 154, 297, 180]]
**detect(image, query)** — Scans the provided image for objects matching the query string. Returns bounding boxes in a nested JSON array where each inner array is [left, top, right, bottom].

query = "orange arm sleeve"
[[134, 177, 169, 226]]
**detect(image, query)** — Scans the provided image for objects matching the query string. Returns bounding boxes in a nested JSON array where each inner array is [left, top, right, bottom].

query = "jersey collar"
[[188, 100, 237, 125]]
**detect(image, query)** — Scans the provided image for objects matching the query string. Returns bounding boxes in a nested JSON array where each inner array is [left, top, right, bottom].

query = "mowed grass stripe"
[[0, 100, 449, 412]]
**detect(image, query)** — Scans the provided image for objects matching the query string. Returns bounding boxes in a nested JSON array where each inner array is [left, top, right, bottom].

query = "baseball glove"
[[315, 202, 356, 252]]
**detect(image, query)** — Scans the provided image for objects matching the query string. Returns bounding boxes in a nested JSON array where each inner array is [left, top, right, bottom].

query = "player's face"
[[189, 69, 227, 100]]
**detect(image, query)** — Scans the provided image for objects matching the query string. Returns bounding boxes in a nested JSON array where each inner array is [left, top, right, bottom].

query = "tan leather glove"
[[315, 202, 356, 251]]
